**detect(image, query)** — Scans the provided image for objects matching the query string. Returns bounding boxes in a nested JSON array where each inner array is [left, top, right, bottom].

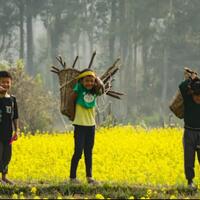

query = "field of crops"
[[3, 126, 200, 199]]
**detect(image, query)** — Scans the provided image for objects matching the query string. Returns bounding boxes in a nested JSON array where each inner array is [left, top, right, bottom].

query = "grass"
[[0, 181, 199, 199]]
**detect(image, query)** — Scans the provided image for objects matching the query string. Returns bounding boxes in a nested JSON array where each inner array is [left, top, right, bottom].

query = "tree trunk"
[[119, 0, 126, 118], [126, 41, 134, 117], [133, 43, 137, 99], [69, 35, 75, 64], [142, 39, 148, 90], [76, 40, 79, 63], [50, 15, 60, 63], [109, 0, 117, 61], [19, 0, 24, 60], [82, 32, 87, 67], [119, 1, 127, 61], [49, 13, 62, 92], [26, 0, 34, 75], [88, 32, 94, 56], [46, 17, 54, 91], [160, 46, 169, 124]]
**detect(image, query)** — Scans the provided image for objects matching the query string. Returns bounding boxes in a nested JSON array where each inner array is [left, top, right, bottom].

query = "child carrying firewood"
[[179, 72, 200, 190], [69, 68, 102, 185], [170, 68, 200, 190], [51, 52, 123, 185]]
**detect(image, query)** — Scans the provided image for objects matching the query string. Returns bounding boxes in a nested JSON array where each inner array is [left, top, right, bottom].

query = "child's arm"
[[94, 76, 105, 95], [12, 97, 19, 141], [179, 73, 198, 98], [179, 80, 190, 98], [68, 91, 78, 121], [12, 119, 19, 141], [71, 91, 78, 100]]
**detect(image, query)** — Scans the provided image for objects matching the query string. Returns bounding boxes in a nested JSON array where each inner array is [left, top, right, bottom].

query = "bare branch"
[[72, 56, 79, 68], [56, 55, 66, 68], [50, 69, 59, 74], [102, 68, 119, 84], [51, 66, 60, 72], [101, 58, 120, 80], [106, 92, 121, 99], [107, 90, 125, 96]]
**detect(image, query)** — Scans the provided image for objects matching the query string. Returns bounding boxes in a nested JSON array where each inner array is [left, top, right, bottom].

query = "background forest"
[[1, 0, 200, 131]]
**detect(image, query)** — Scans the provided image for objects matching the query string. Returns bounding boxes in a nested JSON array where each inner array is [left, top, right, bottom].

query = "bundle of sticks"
[[99, 57, 124, 99], [51, 51, 124, 119], [184, 67, 198, 80], [51, 51, 124, 99]]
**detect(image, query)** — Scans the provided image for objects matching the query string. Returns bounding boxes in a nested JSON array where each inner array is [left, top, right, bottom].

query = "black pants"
[[0, 141, 12, 175], [70, 125, 95, 178], [183, 129, 200, 182]]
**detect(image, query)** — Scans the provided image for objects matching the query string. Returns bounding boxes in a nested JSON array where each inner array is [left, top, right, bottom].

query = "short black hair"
[[190, 79, 200, 95], [0, 71, 12, 79]]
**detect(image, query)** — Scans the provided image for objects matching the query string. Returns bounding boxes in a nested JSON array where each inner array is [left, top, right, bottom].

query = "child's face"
[[193, 94, 200, 104], [82, 75, 96, 90], [0, 77, 12, 93]]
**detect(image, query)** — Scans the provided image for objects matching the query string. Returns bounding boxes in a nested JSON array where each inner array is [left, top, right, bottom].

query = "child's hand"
[[95, 77, 105, 95], [12, 132, 19, 141], [191, 72, 198, 80], [0, 86, 6, 92], [9, 132, 19, 145]]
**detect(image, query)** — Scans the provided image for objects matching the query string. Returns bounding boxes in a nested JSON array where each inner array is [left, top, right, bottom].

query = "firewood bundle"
[[169, 67, 198, 119], [51, 52, 124, 120]]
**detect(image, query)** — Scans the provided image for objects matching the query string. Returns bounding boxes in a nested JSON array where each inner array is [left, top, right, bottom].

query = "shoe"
[[87, 177, 99, 185], [69, 178, 82, 185], [188, 182, 197, 191], [2, 178, 14, 185], [0, 180, 6, 185]]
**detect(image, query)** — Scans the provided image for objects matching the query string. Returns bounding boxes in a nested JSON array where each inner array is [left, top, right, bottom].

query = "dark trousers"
[[70, 125, 95, 178], [183, 129, 200, 182], [0, 141, 12, 175]]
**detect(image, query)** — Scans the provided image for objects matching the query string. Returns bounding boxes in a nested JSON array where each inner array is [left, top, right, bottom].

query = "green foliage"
[[2, 0, 200, 127], [0, 60, 10, 70], [16, 59, 24, 70]]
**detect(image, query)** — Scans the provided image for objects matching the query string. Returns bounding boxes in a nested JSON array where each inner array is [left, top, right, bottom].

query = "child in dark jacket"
[[0, 71, 19, 185], [179, 72, 200, 190]]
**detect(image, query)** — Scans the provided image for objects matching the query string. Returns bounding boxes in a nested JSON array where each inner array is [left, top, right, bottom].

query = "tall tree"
[[109, 0, 117, 61], [15, 0, 25, 60], [26, 0, 34, 75], [0, 0, 18, 56]]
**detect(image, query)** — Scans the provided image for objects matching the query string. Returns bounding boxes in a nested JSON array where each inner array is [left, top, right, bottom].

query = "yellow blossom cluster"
[[8, 126, 200, 186]]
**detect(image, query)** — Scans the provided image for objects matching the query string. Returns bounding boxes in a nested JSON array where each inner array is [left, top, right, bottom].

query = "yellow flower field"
[[8, 126, 200, 186]]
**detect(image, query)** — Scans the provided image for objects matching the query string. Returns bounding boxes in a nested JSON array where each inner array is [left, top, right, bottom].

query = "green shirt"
[[73, 82, 96, 126], [73, 82, 97, 109], [179, 80, 200, 128]]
